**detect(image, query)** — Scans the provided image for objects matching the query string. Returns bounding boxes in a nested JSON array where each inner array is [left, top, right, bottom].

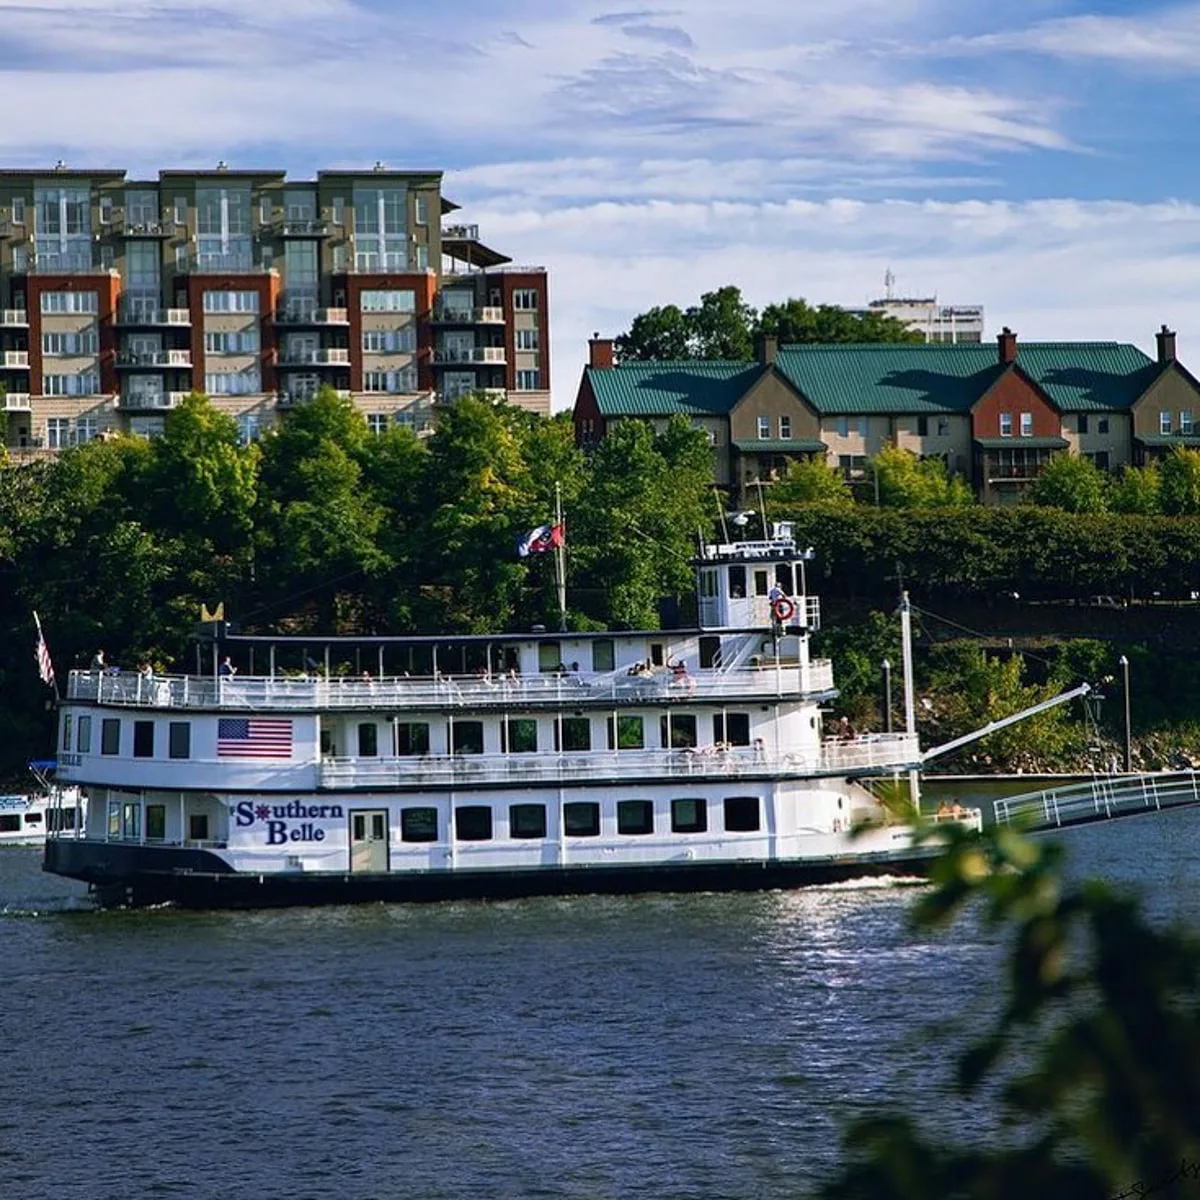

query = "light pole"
[[1119, 654, 1131, 773], [881, 658, 893, 734]]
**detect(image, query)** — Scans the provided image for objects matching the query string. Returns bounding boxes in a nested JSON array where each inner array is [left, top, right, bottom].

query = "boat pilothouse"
[[44, 522, 1028, 909]]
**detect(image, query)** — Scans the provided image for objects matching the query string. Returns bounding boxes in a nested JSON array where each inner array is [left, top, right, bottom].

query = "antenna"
[[884, 267, 896, 301]]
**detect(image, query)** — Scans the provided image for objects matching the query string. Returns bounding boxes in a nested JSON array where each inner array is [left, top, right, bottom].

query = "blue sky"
[[4, 0, 1200, 406]]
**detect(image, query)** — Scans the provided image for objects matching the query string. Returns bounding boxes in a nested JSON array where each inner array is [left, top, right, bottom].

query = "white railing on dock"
[[994, 772, 1200, 830], [66, 661, 837, 711], [318, 734, 921, 789]]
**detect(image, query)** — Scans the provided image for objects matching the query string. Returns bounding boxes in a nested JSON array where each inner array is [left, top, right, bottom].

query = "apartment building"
[[0, 163, 550, 456], [574, 327, 1195, 504]]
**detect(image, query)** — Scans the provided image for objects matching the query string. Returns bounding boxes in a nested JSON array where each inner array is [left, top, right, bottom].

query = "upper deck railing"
[[66, 661, 837, 711]]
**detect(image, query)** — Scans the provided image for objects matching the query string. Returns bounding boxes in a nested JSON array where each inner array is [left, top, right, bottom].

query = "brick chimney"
[[588, 332, 614, 369], [1157, 324, 1177, 364], [756, 332, 778, 366], [997, 326, 1018, 365]]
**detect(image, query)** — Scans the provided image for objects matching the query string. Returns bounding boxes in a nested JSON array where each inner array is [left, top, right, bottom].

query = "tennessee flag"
[[517, 523, 565, 558]]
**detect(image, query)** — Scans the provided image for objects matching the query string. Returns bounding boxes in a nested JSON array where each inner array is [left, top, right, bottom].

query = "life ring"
[[772, 596, 796, 622]]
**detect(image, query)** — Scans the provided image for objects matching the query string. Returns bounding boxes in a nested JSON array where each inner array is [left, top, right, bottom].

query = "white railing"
[[432, 306, 505, 324], [433, 346, 506, 365], [3, 351, 29, 367], [3, 393, 31, 409], [278, 348, 350, 366], [120, 392, 186, 410], [994, 772, 1200, 831], [117, 308, 191, 326], [117, 350, 192, 367], [1, 309, 28, 326], [66, 661, 838, 711]]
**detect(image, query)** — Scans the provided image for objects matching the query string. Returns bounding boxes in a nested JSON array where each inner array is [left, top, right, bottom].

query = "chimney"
[[1157, 324, 1177, 364], [756, 332, 778, 366], [997, 326, 1018, 365], [588, 332, 614, 369]]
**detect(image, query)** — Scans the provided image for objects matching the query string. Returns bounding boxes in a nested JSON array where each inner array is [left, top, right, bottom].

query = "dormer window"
[[999, 412, 1013, 438], [1020, 412, 1033, 437], [757, 416, 770, 439], [778, 415, 791, 440], [1160, 410, 1172, 435]]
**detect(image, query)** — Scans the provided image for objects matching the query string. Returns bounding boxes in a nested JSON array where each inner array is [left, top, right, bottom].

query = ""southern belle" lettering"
[[234, 800, 346, 845]]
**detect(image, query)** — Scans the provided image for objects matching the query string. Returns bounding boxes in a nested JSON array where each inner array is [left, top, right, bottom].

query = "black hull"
[[44, 838, 935, 911]]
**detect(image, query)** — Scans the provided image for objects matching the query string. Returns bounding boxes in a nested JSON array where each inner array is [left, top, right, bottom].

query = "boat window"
[[401, 807, 438, 842], [451, 721, 484, 755], [649, 643, 665, 667], [607, 715, 644, 750], [617, 800, 654, 836], [146, 804, 166, 841], [169, 721, 190, 760], [101, 718, 121, 756], [455, 805, 492, 841], [700, 570, 718, 598], [555, 717, 591, 752], [563, 801, 600, 837], [729, 565, 746, 598], [61, 710, 72, 752], [660, 714, 697, 749], [0, 815, 19, 833], [107, 801, 120, 838], [671, 798, 707, 834], [509, 803, 546, 839], [592, 639, 614, 673], [754, 570, 770, 597], [723, 796, 761, 832], [24, 810, 41, 824], [502, 718, 538, 753], [699, 637, 721, 669], [77, 714, 92, 754], [775, 564, 794, 594], [537, 641, 561, 673], [133, 720, 155, 759], [395, 722, 429, 756], [122, 802, 141, 840], [357, 723, 378, 758], [713, 713, 751, 746], [320, 728, 333, 756], [188, 813, 209, 841]]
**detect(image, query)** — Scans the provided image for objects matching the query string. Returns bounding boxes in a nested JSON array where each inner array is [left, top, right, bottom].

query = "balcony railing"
[[116, 350, 192, 368], [431, 305, 505, 325], [2, 351, 29, 368], [116, 308, 191, 327], [181, 256, 274, 275], [120, 221, 173, 237], [279, 220, 329, 237], [2, 392, 31, 410], [433, 346, 506, 365], [278, 347, 350, 366], [441, 224, 481, 240], [1, 309, 28, 327], [274, 307, 349, 325], [28, 260, 115, 275], [437, 387, 508, 405], [117, 391, 188, 411]]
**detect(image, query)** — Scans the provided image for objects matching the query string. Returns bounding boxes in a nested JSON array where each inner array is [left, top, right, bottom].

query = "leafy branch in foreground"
[[819, 821, 1200, 1199]]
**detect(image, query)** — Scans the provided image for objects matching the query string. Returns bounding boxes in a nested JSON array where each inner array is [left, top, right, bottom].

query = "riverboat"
[[1, 775, 84, 847], [43, 525, 1081, 909]]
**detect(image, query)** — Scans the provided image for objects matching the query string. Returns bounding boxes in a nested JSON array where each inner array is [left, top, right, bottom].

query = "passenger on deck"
[[91, 649, 106, 672], [219, 656, 237, 678]]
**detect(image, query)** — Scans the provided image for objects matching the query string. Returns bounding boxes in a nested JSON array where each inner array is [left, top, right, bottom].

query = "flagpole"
[[554, 481, 567, 632]]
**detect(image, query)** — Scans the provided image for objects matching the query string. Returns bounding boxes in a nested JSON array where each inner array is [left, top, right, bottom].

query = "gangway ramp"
[[994, 772, 1200, 832]]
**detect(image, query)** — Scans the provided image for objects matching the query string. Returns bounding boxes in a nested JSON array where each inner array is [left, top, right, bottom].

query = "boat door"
[[349, 809, 389, 873]]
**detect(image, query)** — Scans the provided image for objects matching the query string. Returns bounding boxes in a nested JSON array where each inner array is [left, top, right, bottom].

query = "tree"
[[1159, 447, 1200, 516], [870, 446, 973, 509], [1109, 462, 1161, 515], [614, 304, 691, 362], [1026, 452, 1110, 513], [758, 298, 922, 344], [685, 286, 757, 360], [766, 457, 854, 509]]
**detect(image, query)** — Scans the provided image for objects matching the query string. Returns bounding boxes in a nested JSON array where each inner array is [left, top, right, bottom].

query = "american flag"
[[32, 611, 55, 690], [217, 717, 293, 759]]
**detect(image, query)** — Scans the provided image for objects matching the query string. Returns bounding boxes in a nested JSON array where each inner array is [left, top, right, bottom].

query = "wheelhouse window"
[[169, 722, 190, 760], [455, 805, 492, 841], [728, 566, 746, 598], [401, 807, 438, 842], [660, 714, 697, 749], [713, 713, 751, 746], [671, 798, 707, 834], [502, 718, 538, 753], [451, 721, 484, 755], [77, 715, 91, 753], [133, 720, 155, 758], [723, 796, 761, 832], [617, 800, 654, 835], [395, 722, 429, 756], [101, 718, 121, 756], [61, 711, 72, 751], [592, 639, 614, 672], [563, 802, 600, 837], [607, 715, 644, 750], [555, 717, 591, 752], [537, 642, 561, 673], [509, 803, 547, 839]]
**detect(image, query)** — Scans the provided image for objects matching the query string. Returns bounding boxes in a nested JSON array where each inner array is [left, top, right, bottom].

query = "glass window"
[[1078, 414, 1089, 435], [107, 801, 120, 838], [779, 415, 791, 439], [396, 722, 429, 755], [713, 713, 751, 746], [607, 715, 645, 750], [168, 722, 190, 760], [358, 723, 378, 757], [617, 800, 654, 835], [723, 796, 761, 832], [1098, 417, 1109, 435], [414, 196, 428, 226], [451, 721, 484, 755], [101, 717, 120, 756], [122, 802, 141, 840], [1182, 412, 1194, 435], [77, 714, 91, 754], [671, 798, 707, 834], [11, 196, 24, 224], [455, 805, 492, 841], [509, 803, 547, 839], [1160, 410, 1172, 435], [401, 807, 438, 842], [537, 642, 561, 673], [61, 710, 72, 751], [515, 328, 539, 351], [757, 415, 770, 439], [0, 815, 20, 833], [502, 718, 538, 754], [40, 291, 98, 314], [563, 801, 600, 837], [513, 289, 538, 310], [188, 813, 209, 841], [360, 289, 415, 313], [133, 720, 154, 758], [145, 804, 166, 841], [556, 717, 591, 752], [999, 412, 1013, 438], [661, 714, 697, 749], [202, 290, 258, 313], [592, 639, 614, 672], [1020, 412, 1033, 437], [937, 417, 950, 437], [515, 369, 541, 391]]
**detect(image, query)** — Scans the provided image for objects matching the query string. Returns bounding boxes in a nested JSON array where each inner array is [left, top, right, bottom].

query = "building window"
[[937, 417, 950, 437], [40, 291, 97, 314], [555, 717, 591, 752], [1088, 450, 1111, 471], [77, 715, 91, 754], [451, 721, 484, 755], [204, 370, 261, 396], [836, 417, 849, 438], [202, 290, 258, 313], [11, 196, 24, 224], [395, 722, 430, 755], [414, 196, 428, 226], [360, 289, 415, 313], [366, 413, 388, 436], [1078, 414, 1089, 435], [332, 197, 345, 226], [515, 328, 539, 351], [45, 331, 103, 357], [204, 330, 260, 354], [563, 801, 600, 837], [44, 374, 100, 398], [455, 805, 492, 841], [363, 368, 416, 393], [401, 807, 438, 842], [362, 327, 416, 353], [1160, 411, 1172, 435], [660, 714, 697, 749], [99, 195, 114, 224], [1020, 412, 1033, 437], [757, 415, 770, 439], [45, 417, 70, 449], [1098, 417, 1109, 435], [236, 413, 260, 445], [671, 798, 707, 834], [101, 718, 120, 756], [513, 289, 538, 310], [617, 800, 654, 836], [592, 639, 614, 672], [509, 803, 546, 839], [999, 412, 1013, 438], [713, 713, 751, 746], [724, 796, 761, 832], [1182, 412, 1194, 435], [168, 722, 190, 759], [133, 720, 155, 758], [515, 369, 541, 391], [501, 718, 538, 753], [607, 715, 645, 750], [779, 415, 791, 440], [917, 416, 929, 437]]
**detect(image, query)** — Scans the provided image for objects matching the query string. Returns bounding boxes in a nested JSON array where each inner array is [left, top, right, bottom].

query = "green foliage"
[[766, 457, 853, 508], [1159, 446, 1200, 515], [869, 446, 974, 509], [614, 304, 691, 362], [1026, 452, 1110, 513], [685, 286, 757, 360], [1109, 462, 1161, 515], [820, 822, 1200, 1197], [758, 298, 922, 344]]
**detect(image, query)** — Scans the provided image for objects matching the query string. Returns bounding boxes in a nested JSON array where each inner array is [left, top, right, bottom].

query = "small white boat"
[[0, 789, 84, 846]]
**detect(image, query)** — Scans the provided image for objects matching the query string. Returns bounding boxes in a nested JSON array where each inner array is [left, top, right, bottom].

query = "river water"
[[3, 798, 1199, 1199]]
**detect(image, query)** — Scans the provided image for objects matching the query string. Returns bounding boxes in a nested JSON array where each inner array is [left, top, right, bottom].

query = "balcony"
[[117, 391, 188, 411], [116, 307, 191, 328], [116, 350, 192, 369], [432, 346, 506, 366], [274, 307, 349, 326], [1, 310, 28, 327], [120, 220, 174, 238], [2, 392, 32, 410], [430, 305, 505, 325], [437, 387, 507, 405], [2, 351, 29, 368], [180, 255, 274, 275], [277, 347, 350, 367], [279, 219, 330, 238]]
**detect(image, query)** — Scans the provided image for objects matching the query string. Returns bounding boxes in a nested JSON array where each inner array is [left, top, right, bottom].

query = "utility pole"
[[1119, 655, 1132, 773]]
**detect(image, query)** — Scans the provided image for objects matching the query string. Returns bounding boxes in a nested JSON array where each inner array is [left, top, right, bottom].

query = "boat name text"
[[234, 800, 345, 845]]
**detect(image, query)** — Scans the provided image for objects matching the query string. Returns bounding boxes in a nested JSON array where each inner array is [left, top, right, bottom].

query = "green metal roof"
[[1011, 344, 1158, 412], [732, 439, 826, 453], [585, 361, 764, 417], [974, 436, 1069, 449], [1135, 434, 1200, 446]]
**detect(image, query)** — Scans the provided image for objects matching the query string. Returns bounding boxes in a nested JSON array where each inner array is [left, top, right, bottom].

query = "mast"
[[555, 480, 567, 633], [900, 590, 920, 813]]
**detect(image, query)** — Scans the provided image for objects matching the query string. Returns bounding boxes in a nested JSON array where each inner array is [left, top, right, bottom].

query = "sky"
[[3, 0, 1200, 408]]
